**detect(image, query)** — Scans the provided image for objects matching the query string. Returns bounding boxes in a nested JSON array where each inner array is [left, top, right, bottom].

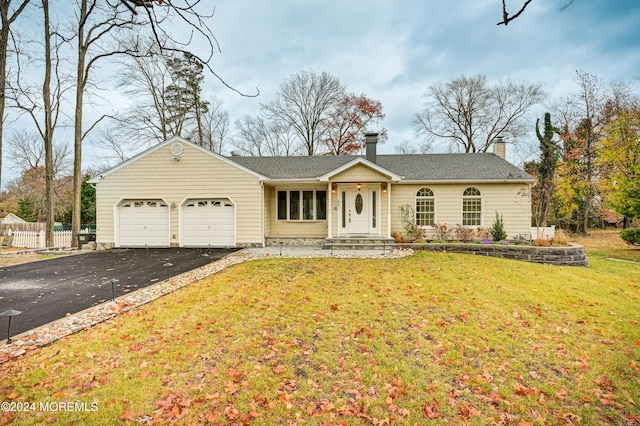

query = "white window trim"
[[461, 187, 483, 227], [277, 190, 327, 222], [415, 187, 436, 227]]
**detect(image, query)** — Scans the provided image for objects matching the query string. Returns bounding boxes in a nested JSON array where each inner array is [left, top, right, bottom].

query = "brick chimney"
[[365, 132, 378, 163], [493, 136, 506, 160]]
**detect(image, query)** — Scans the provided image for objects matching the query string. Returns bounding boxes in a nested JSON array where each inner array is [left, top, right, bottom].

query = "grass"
[[0, 232, 639, 425]]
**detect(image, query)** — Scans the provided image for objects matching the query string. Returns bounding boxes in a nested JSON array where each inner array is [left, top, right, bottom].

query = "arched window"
[[416, 187, 435, 226], [462, 187, 482, 226]]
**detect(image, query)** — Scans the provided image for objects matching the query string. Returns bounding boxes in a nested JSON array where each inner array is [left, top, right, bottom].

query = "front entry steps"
[[323, 237, 396, 251]]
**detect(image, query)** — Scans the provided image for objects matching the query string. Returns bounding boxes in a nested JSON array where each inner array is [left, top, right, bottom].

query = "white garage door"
[[182, 199, 235, 247], [118, 200, 170, 247]]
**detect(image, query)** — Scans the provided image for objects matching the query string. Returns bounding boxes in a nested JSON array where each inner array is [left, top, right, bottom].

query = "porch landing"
[[264, 236, 396, 251], [323, 237, 396, 251]]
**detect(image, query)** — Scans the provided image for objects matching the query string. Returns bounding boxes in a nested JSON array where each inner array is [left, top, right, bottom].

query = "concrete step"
[[323, 238, 395, 251]]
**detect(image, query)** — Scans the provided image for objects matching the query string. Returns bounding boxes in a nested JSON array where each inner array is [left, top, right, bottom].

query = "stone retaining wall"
[[406, 243, 588, 266], [265, 236, 326, 246]]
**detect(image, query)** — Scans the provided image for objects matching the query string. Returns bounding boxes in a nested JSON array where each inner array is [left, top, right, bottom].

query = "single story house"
[[88, 134, 534, 249], [0, 213, 27, 225]]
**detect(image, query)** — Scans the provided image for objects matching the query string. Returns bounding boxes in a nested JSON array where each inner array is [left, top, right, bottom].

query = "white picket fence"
[[7, 228, 92, 249], [531, 226, 556, 240]]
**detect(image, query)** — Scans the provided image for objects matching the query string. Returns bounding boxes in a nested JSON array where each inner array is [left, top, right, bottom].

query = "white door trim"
[[338, 184, 380, 236]]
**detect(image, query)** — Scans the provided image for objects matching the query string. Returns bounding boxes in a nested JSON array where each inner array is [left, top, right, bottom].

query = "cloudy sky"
[[2, 0, 639, 187], [203, 0, 639, 157]]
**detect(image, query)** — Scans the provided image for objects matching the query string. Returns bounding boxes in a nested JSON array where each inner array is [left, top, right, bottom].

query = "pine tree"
[[165, 52, 209, 143], [491, 212, 508, 242]]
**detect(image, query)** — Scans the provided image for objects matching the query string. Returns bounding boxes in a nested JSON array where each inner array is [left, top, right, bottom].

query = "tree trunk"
[[42, 0, 54, 247], [71, 0, 87, 248], [0, 19, 7, 193]]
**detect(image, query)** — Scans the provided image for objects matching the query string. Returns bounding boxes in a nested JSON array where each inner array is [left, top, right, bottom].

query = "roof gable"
[[318, 157, 402, 181], [88, 136, 266, 183]]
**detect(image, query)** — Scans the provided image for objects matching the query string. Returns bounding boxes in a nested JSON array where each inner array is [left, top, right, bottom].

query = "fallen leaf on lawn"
[[458, 403, 481, 419], [224, 380, 238, 394], [119, 410, 136, 421], [423, 399, 442, 419]]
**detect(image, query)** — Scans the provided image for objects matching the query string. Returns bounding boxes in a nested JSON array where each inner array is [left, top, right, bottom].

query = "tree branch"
[[497, 0, 533, 26]]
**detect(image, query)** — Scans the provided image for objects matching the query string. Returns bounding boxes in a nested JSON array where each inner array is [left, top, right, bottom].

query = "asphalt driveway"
[[0, 248, 238, 336]]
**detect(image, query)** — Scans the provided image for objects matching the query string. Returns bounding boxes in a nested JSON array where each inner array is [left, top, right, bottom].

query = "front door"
[[341, 187, 376, 235]]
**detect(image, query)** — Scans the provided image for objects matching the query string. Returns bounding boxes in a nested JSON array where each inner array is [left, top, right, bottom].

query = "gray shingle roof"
[[230, 153, 533, 182]]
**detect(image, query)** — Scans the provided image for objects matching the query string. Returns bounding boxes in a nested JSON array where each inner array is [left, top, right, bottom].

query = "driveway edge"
[[0, 251, 253, 364]]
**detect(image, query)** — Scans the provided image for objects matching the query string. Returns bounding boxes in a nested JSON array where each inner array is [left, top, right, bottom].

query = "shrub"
[[491, 212, 508, 242], [455, 224, 476, 242], [433, 223, 453, 241], [551, 229, 568, 246], [476, 227, 492, 240], [391, 231, 406, 244], [621, 228, 640, 246], [398, 204, 417, 241]]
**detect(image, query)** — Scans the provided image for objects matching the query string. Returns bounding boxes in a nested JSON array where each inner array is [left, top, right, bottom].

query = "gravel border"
[[0, 247, 412, 364]]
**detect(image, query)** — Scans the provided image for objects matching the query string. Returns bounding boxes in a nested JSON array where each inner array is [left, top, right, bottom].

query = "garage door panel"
[[182, 199, 235, 247], [119, 200, 169, 247]]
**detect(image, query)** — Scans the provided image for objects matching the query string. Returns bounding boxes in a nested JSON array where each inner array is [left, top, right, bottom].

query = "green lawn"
[[1, 239, 639, 425]]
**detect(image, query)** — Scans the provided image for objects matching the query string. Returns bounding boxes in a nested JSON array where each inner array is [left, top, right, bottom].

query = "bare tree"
[[7, 0, 68, 245], [115, 39, 217, 150], [0, 0, 31, 190], [395, 140, 431, 155], [262, 70, 345, 156], [8, 129, 71, 176], [234, 115, 302, 157], [414, 74, 545, 153], [115, 41, 174, 144], [117, 0, 257, 98], [190, 97, 230, 154], [69, 0, 150, 247]]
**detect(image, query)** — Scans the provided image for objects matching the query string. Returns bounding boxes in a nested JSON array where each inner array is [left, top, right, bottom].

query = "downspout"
[[387, 183, 392, 238], [260, 181, 265, 247], [327, 182, 332, 238]]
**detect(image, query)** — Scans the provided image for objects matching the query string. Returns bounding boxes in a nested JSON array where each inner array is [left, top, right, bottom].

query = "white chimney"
[[493, 136, 506, 160]]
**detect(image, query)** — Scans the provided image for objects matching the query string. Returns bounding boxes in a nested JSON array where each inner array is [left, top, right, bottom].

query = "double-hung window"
[[462, 187, 482, 226], [415, 188, 435, 226]]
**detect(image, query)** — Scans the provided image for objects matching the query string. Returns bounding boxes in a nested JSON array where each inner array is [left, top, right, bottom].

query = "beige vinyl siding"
[[268, 183, 329, 237], [263, 185, 273, 237], [331, 164, 390, 182], [391, 183, 532, 239], [95, 143, 263, 247]]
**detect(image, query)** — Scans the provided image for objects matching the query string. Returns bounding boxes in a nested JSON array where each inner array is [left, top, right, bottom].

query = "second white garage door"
[[182, 199, 235, 247]]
